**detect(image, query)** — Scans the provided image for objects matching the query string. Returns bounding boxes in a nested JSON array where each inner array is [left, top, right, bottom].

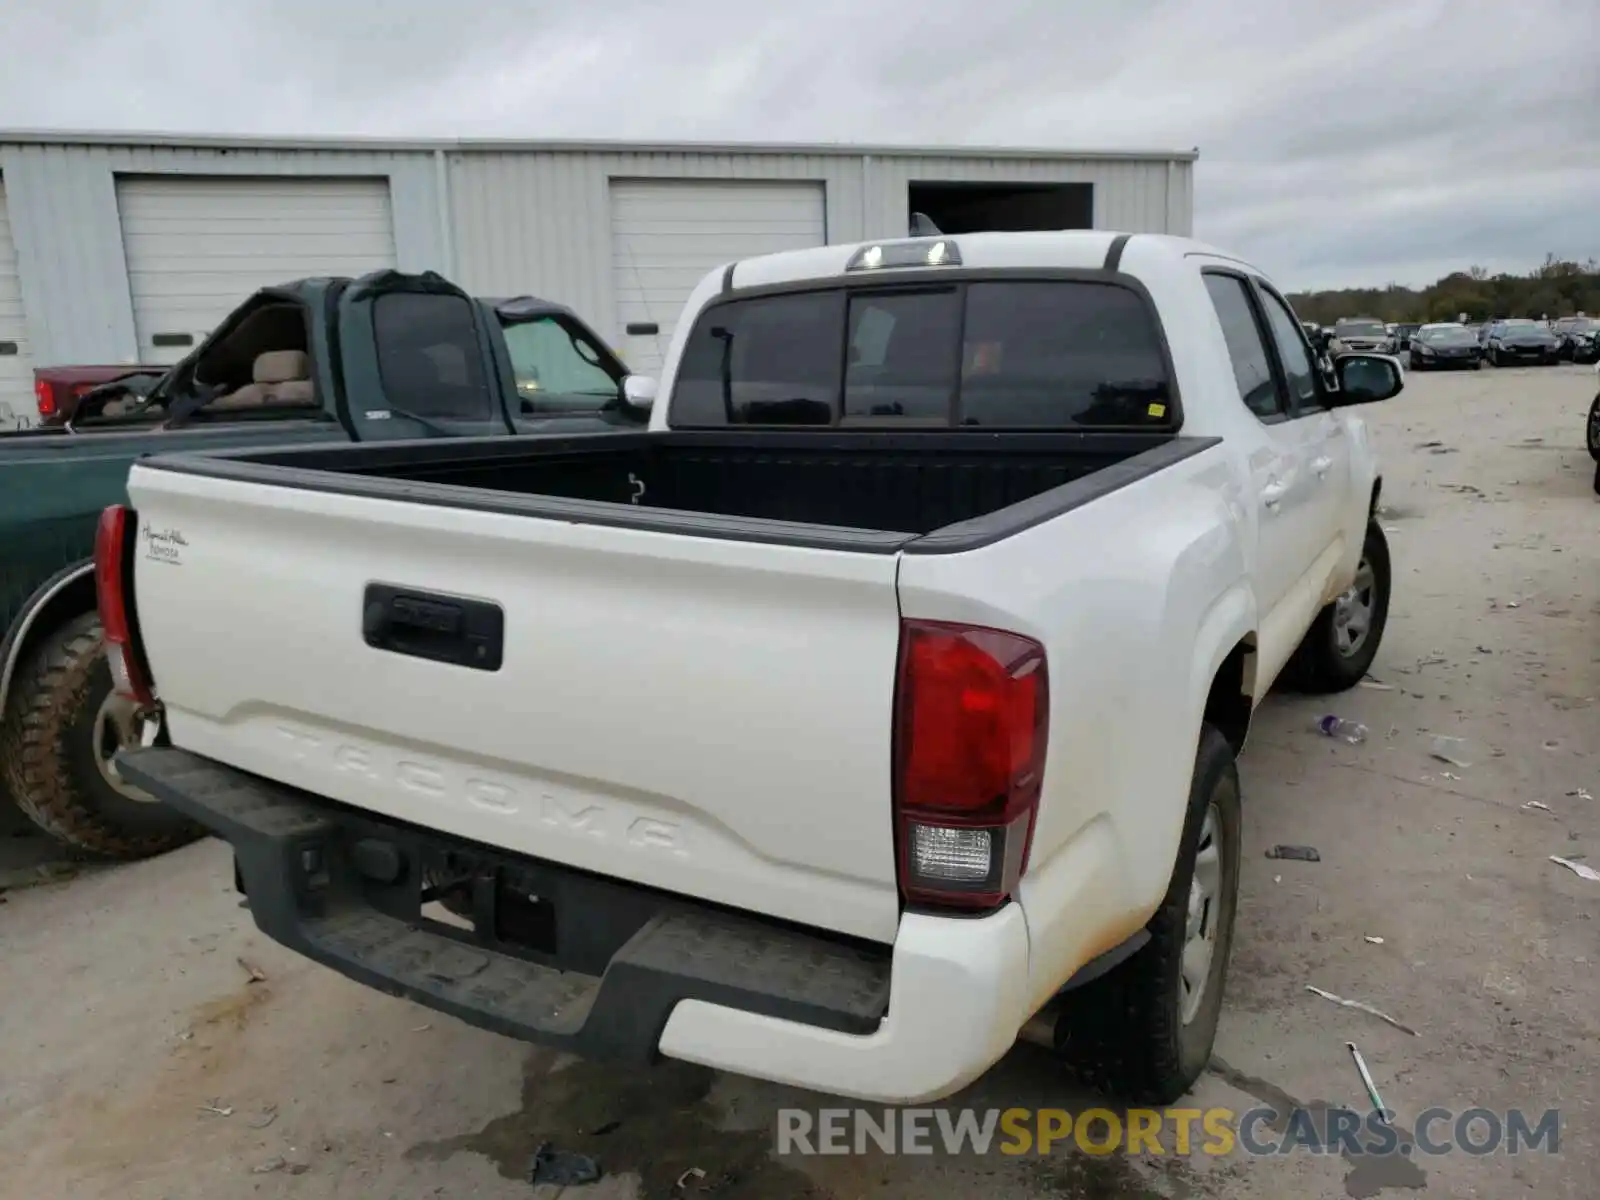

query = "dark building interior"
[[906, 182, 1095, 236]]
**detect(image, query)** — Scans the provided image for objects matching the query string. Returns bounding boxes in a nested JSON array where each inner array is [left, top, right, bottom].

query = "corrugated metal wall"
[[0, 141, 444, 366], [0, 138, 1193, 371], [446, 150, 866, 334]]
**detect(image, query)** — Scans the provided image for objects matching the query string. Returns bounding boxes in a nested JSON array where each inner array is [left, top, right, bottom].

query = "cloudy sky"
[[7, 0, 1597, 290]]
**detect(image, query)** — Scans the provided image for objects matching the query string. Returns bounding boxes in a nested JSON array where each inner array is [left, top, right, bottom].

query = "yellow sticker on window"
[[1147, 403, 1167, 419]]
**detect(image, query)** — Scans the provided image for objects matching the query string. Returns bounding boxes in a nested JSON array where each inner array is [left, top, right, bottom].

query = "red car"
[[31, 364, 165, 427]]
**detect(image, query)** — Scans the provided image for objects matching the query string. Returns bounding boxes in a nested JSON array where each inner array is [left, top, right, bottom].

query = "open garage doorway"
[[907, 182, 1094, 235]]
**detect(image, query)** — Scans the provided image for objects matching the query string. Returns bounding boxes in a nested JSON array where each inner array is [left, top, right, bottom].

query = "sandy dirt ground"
[[2, 363, 1596, 1199]]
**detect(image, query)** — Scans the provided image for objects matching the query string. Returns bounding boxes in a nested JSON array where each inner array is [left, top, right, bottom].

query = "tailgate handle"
[[362, 583, 504, 672]]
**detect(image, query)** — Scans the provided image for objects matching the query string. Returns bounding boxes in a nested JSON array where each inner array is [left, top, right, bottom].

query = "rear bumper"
[[118, 747, 1030, 1103]]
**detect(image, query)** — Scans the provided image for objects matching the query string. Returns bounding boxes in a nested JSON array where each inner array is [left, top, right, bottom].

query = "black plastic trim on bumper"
[[117, 747, 892, 1062]]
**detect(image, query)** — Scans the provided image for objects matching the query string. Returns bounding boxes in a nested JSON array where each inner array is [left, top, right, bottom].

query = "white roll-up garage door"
[[610, 180, 826, 373], [117, 176, 397, 365], [0, 181, 34, 429]]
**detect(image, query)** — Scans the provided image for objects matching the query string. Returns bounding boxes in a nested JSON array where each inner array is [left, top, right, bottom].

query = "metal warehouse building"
[[0, 131, 1197, 426]]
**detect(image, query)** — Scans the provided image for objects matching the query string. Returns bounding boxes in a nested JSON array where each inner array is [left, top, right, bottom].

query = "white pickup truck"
[[107, 231, 1403, 1106]]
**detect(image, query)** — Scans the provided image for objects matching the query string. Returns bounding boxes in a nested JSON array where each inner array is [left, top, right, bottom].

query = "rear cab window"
[[372, 292, 496, 421], [670, 279, 1176, 430]]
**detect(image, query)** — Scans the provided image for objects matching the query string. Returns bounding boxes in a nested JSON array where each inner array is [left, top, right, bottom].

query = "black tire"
[[1408, 354, 1422, 371], [1281, 521, 1392, 693], [1586, 393, 1600, 463], [1592, 460, 1600, 498], [1051, 725, 1241, 1104], [1472, 358, 1482, 370], [1490, 348, 1501, 367], [0, 612, 201, 859]]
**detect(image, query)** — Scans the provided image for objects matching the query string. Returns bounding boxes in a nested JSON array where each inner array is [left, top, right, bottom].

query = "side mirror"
[[621, 374, 657, 413], [1330, 354, 1404, 407]]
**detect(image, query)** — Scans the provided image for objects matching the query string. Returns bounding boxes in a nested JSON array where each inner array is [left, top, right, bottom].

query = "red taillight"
[[94, 504, 157, 706], [34, 378, 58, 419], [893, 619, 1048, 911]]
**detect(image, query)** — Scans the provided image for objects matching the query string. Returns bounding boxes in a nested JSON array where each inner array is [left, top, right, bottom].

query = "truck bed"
[[147, 429, 1214, 551]]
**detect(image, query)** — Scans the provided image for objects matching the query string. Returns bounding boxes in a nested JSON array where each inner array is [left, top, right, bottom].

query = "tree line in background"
[[1286, 255, 1600, 326]]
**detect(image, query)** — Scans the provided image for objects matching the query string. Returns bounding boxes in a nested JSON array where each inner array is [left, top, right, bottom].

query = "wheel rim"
[[92, 693, 160, 803], [1332, 559, 1376, 658], [1180, 803, 1223, 1026]]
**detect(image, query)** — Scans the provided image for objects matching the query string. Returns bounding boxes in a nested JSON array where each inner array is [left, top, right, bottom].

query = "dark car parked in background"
[[1408, 323, 1482, 370], [1483, 319, 1560, 366], [1552, 316, 1599, 364], [1332, 317, 1390, 353]]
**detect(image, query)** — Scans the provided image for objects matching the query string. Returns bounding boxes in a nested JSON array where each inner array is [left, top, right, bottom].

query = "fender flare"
[[0, 559, 97, 719], [1188, 581, 1259, 740]]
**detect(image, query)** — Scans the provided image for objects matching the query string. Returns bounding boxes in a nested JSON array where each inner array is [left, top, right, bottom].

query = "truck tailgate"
[[127, 466, 905, 944]]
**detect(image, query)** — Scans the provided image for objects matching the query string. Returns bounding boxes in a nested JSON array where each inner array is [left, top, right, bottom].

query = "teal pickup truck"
[[1, 268, 647, 859]]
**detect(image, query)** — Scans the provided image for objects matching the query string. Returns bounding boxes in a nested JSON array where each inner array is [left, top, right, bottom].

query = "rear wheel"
[[1051, 724, 1241, 1104], [1282, 521, 1392, 693], [0, 612, 201, 859]]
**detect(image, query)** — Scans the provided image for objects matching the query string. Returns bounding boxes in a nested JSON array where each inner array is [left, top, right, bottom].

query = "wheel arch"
[[1203, 636, 1257, 756], [0, 560, 98, 723]]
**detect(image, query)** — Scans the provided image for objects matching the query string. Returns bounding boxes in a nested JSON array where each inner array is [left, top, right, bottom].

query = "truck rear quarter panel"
[[895, 442, 1252, 1015]]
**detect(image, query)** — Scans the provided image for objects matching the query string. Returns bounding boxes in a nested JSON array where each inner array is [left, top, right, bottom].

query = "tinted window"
[[673, 290, 841, 426], [670, 281, 1175, 429], [372, 292, 494, 420], [499, 316, 621, 414], [958, 282, 1172, 427], [843, 291, 961, 422], [1336, 321, 1385, 338], [1204, 274, 1281, 420], [1258, 289, 1321, 413]]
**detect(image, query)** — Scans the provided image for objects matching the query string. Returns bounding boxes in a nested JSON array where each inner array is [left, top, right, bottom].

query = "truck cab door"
[[1200, 270, 1326, 685], [334, 271, 514, 441], [1253, 283, 1353, 590]]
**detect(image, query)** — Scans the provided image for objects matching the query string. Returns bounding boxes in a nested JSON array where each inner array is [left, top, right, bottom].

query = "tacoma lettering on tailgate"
[[272, 723, 687, 855]]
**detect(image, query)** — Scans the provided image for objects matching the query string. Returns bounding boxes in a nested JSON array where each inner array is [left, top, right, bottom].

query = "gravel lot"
[[2, 363, 1596, 1200]]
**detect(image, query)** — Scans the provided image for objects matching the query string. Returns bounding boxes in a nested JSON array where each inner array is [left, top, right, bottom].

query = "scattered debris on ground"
[[1549, 856, 1600, 883], [529, 1143, 603, 1187], [1267, 845, 1322, 862], [1429, 735, 1472, 768], [1346, 1042, 1389, 1120], [1314, 716, 1368, 744], [237, 957, 268, 984], [250, 1156, 306, 1175], [1305, 986, 1419, 1036]]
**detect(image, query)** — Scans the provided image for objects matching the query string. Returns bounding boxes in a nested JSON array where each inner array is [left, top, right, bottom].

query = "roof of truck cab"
[[726, 231, 1253, 292]]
